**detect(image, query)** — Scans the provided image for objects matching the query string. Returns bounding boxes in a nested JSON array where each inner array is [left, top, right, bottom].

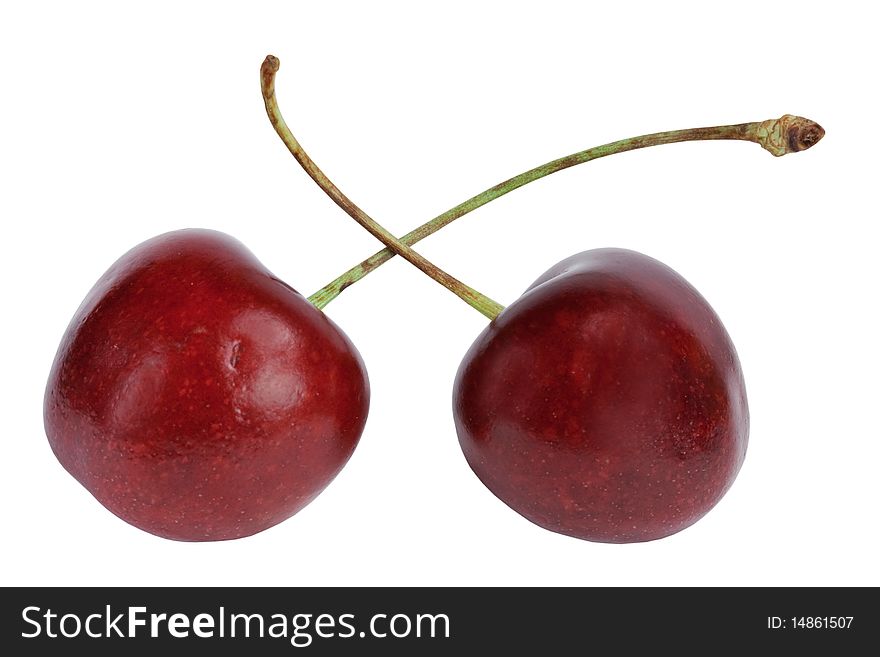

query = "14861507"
[[768, 617, 854, 630]]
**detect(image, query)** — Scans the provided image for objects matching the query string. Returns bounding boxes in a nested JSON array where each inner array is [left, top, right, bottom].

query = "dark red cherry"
[[453, 248, 748, 543], [44, 229, 369, 541]]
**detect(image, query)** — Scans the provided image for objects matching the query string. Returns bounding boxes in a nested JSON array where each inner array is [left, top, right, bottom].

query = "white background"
[[1, 1, 877, 587]]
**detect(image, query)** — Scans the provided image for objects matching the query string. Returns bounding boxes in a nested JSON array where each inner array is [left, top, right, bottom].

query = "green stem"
[[307, 114, 824, 309], [261, 55, 504, 321]]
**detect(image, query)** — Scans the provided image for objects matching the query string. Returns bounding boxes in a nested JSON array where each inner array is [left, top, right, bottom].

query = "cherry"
[[44, 230, 369, 541], [454, 248, 747, 542], [262, 55, 823, 542]]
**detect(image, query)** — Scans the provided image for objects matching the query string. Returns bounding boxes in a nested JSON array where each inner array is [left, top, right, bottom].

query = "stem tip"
[[756, 115, 825, 157], [261, 55, 280, 93]]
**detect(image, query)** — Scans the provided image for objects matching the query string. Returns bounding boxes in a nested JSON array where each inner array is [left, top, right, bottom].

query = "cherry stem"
[[261, 55, 505, 320], [306, 113, 823, 310]]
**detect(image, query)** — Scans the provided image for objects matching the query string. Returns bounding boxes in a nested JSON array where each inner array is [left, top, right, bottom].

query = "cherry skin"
[[44, 229, 369, 541], [453, 248, 748, 543]]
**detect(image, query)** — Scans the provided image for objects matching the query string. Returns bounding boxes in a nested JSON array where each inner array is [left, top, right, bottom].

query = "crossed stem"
[[261, 55, 824, 320], [261, 56, 503, 320]]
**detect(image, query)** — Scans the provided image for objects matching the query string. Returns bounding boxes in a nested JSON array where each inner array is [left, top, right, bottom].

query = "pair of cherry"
[[44, 56, 823, 543]]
